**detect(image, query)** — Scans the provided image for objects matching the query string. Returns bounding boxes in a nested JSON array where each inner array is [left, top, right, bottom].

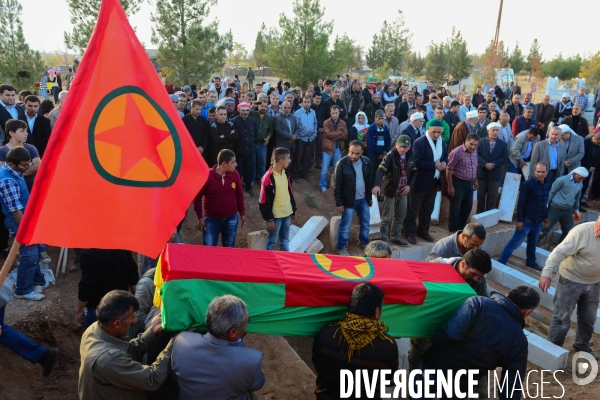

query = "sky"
[[20, 0, 599, 60]]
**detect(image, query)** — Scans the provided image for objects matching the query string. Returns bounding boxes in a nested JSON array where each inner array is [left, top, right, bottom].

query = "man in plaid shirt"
[[573, 87, 589, 112], [447, 133, 480, 232], [0, 145, 45, 301]]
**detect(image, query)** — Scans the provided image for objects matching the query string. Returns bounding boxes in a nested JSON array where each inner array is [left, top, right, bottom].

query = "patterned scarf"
[[334, 312, 393, 362]]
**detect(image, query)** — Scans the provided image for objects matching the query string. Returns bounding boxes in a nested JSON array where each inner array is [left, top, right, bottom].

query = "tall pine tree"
[[447, 28, 471, 84], [266, 0, 335, 87], [0, 0, 44, 89], [151, 0, 232, 84], [64, 0, 144, 54]]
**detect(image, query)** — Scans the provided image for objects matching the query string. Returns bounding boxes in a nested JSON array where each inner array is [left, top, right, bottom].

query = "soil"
[[2, 165, 600, 399]]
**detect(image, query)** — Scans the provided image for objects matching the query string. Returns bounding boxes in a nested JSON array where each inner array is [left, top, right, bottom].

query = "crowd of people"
[[0, 67, 599, 399]]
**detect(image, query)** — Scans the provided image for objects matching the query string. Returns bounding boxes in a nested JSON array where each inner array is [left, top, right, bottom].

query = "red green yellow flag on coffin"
[[15, 0, 208, 257], [154, 245, 476, 338]]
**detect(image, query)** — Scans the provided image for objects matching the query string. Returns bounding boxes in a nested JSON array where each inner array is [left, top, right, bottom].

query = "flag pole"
[[0, 241, 21, 289]]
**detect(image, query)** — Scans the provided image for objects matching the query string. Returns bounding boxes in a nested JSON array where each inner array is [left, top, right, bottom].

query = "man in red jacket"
[[194, 149, 246, 247]]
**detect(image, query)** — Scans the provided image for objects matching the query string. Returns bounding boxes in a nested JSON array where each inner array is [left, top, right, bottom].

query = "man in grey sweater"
[[540, 217, 600, 359], [537, 167, 587, 244]]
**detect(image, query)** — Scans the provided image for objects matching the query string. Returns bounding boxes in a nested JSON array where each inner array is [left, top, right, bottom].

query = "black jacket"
[[476, 138, 508, 181], [505, 103, 524, 123], [258, 167, 297, 221], [26, 114, 52, 157], [182, 114, 210, 163], [582, 137, 600, 169], [78, 249, 139, 309], [209, 121, 238, 165], [423, 293, 528, 400], [0, 104, 26, 143], [333, 155, 373, 208], [374, 148, 417, 198], [232, 115, 258, 158], [311, 103, 325, 129]]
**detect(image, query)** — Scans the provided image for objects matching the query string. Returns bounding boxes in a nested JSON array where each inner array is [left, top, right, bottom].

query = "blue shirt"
[[294, 108, 317, 142], [523, 140, 533, 160], [0, 100, 18, 119], [425, 103, 436, 121], [517, 177, 550, 223], [26, 113, 37, 132], [548, 141, 558, 170], [0, 163, 27, 214]]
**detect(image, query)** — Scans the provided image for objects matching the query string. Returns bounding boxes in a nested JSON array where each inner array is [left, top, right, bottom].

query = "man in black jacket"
[[209, 106, 238, 166], [421, 285, 540, 400], [182, 99, 210, 164], [0, 84, 26, 143], [75, 249, 139, 330], [505, 93, 524, 124], [333, 140, 372, 256], [233, 102, 258, 196], [372, 135, 417, 246], [23, 95, 51, 158], [582, 134, 600, 202], [476, 122, 508, 213], [311, 92, 325, 169]]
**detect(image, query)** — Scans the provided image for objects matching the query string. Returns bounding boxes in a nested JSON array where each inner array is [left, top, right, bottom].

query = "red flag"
[[16, 0, 208, 257]]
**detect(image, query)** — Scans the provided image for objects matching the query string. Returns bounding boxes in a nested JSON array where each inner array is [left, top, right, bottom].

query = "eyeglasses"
[[16, 161, 33, 170]]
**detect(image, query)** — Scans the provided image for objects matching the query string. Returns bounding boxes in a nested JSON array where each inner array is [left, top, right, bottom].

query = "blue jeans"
[[203, 213, 238, 247], [498, 219, 542, 265], [4, 215, 44, 295], [84, 308, 97, 329], [266, 215, 291, 251], [254, 144, 267, 181], [0, 304, 45, 363], [320, 149, 342, 190], [337, 198, 370, 249]]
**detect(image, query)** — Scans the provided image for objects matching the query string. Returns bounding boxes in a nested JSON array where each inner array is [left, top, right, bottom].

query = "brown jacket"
[[322, 117, 348, 154], [78, 322, 173, 400], [448, 121, 471, 153]]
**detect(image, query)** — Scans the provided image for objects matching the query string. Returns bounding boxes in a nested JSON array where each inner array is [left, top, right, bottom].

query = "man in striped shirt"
[[446, 133, 479, 232]]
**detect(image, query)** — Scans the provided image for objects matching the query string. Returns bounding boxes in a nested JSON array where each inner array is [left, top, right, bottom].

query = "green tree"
[[253, 25, 269, 68], [229, 42, 247, 67], [365, 11, 411, 75], [151, 0, 232, 84], [524, 39, 543, 76], [64, 0, 144, 54], [543, 53, 583, 81], [331, 34, 356, 74], [580, 51, 600, 90], [265, 0, 335, 87], [424, 41, 447, 85], [446, 28, 471, 83], [508, 42, 525, 74], [0, 0, 44, 88], [405, 51, 425, 78]]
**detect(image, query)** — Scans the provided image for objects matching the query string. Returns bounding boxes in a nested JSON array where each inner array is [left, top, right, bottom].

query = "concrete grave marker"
[[498, 172, 521, 222], [430, 191, 442, 225]]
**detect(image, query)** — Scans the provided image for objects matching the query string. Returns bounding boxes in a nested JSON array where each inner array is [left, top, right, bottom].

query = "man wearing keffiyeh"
[[312, 283, 398, 400]]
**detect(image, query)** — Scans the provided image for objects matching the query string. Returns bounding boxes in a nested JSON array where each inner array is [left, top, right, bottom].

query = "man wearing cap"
[[554, 93, 573, 124], [558, 123, 584, 174], [561, 103, 589, 138], [476, 122, 508, 213], [448, 109, 478, 153], [505, 93, 524, 124], [473, 105, 490, 139], [223, 97, 237, 121], [426, 106, 451, 145], [362, 77, 377, 106], [446, 133, 479, 233], [372, 135, 417, 246], [457, 94, 476, 122], [537, 167, 587, 245], [530, 125, 566, 185], [404, 121, 448, 244], [395, 90, 415, 124], [400, 112, 424, 144], [233, 102, 259, 196]]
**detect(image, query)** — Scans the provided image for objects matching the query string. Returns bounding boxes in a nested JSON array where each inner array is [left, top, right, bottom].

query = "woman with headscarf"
[[349, 112, 369, 146]]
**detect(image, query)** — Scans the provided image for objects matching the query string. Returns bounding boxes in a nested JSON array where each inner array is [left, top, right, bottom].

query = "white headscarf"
[[353, 111, 369, 131]]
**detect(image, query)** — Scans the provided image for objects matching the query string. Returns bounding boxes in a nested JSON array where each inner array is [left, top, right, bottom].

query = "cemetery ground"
[[2, 172, 600, 399]]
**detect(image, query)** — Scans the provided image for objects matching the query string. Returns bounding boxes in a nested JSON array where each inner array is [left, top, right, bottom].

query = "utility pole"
[[492, 0, 503, 53]]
